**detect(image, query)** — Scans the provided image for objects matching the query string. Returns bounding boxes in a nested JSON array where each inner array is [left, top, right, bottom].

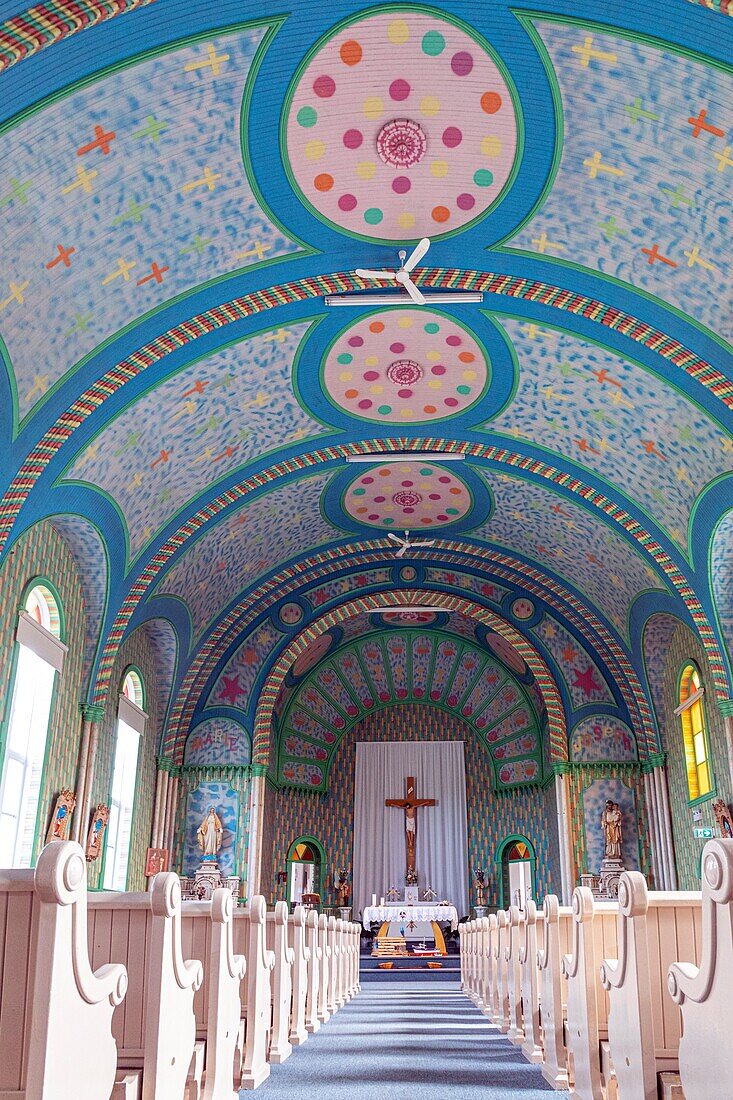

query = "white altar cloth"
[[362, 903, 459, 931]]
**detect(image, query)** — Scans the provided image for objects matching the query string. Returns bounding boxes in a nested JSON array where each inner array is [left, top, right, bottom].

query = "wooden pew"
[[233, 897, 275, 1090], [537, 894, 571, 1090], [459, 921, 467, 990], [599, 871, 702, 1100], [265, 901, 294, 1065], [317, 913, 331, 1024], [463, 920, 476, 1003], [287, 906, 309, 1047], [476, 916, 490, 1015], [519, 899, 543, 1064], [482, 915, 497, 1021], [304, 910, 321, 1033], [326, 916, 341, 1017], [667, 838, 733, 1100], [561, 888, 618, 1100], [506, 906, 525, 1045], [493, 910, 510, 1032], [0, 840, 127, 1099], [180, 889, 246, 1100], [87, 871, 204, 1100]]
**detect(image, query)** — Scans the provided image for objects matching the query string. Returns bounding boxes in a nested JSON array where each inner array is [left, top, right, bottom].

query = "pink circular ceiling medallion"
[[322, 309, 489, 424], [344, 460, 472, 528], [285, 10, 518, 240], [376, 118, 427, 167]]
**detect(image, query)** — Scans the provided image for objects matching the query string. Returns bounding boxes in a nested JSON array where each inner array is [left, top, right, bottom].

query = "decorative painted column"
[[552, 766, 574, 905], [719, 700, 733, 795], [72, 702, 105, 844], [246, 764, 268, 899], [643, 752, 676, 889]]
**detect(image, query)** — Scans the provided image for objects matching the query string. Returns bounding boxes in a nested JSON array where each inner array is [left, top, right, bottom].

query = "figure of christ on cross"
[[385, 776, 437, 878]]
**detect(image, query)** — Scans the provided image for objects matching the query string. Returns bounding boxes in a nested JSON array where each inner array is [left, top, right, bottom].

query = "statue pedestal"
[[339, 906, 352, 922], [598, 858, 625, 899], [473, 906, 487, 919], [181, 861, 240, 903]]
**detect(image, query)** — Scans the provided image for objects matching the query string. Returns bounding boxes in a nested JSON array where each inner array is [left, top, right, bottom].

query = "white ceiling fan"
[[386, 529, 436, 558], [355, 238, 431, 305]]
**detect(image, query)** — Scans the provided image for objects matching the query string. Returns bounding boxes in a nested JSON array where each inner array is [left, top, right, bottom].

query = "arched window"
[[0, 582, 66, 867], [676, 663, 713, 802], [287, 836, 324, 906], [103, 669, 146, 889]]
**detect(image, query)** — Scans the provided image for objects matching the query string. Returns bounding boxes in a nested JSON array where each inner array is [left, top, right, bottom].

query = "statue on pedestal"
[[601, 800, 623, 860], [473, 867, 486, 907], [197, 806, 223, 862], [335, 867, 350, 907]]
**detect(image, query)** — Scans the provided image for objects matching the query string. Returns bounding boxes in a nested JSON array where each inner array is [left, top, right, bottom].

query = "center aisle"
[[251, 981, 570, 1099]]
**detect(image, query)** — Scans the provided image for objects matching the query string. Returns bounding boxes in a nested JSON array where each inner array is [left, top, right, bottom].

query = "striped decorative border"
[[2, 268, 732, 556], [0, 0, 156, 72], [165, 547, 656, 761], [87, 440, 729, 717], [250, 590, 567, 767], [687, 0, 733, 13]]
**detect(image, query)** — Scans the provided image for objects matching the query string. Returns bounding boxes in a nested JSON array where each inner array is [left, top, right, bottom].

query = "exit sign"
[[694, 827, 715, 839]]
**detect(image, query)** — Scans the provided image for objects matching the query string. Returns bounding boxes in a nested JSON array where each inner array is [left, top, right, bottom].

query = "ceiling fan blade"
[[412, 541, 436, 549], [403, 276, 426, 305], [355, 269, 397, 280], [386, 532, 403, 544], [404, 237, 430, 272], [395, 543, 407, 558]]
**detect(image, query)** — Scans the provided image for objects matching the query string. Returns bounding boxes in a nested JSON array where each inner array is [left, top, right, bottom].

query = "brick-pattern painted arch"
[[253, 590, 569, 769]]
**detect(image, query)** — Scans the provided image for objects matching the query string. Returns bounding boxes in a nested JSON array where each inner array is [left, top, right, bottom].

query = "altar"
[[362, 902, 459, 933]]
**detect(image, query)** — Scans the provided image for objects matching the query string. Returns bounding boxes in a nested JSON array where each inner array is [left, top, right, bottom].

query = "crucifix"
[[385, 776, 437, 878]]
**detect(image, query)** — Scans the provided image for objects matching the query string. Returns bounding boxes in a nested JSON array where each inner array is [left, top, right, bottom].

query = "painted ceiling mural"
[[0, 0, 730, 772], [0, 24, 299, 426], [276, 629, 544, 790], [63, 320, 325, 559], [508, 19, 733, 342]]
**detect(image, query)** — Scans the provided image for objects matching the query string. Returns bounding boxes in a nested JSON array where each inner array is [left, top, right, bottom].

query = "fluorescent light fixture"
[[365, 606, 445, 614], [346, 452, 465, 463], [324, 292, 483, 306]]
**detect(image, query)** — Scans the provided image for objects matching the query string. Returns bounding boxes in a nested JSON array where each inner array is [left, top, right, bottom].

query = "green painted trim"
[[251, 763, 268, 777], [19, 574, 66, 642], [676, 658, 717, 803], [285, 834, 327, 901], [718, 700, 733, 717], [317, 305, 493, 427], [7, 18, 310, 437], [120, 664, 147, 712], [496, 13, 733, 359], [493, 832, 536, 910], [278, 3, 525, 247], [80, 702, 105, 722]]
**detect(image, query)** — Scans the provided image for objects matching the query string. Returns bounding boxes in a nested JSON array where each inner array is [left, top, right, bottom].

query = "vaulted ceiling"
[[1, 0, 731, 778]]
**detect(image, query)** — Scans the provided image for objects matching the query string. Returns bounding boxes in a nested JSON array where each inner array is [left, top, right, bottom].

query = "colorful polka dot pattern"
[[323, 309, 489, 423], [343, 461, 472, 528], [286, 10, 517, 239]]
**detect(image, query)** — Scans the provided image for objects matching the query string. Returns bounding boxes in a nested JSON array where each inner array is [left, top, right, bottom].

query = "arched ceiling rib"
[[0, 0, 731, 740]]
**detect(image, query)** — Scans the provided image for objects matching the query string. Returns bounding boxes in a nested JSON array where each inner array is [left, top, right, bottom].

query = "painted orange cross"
[[641, 439, 668, 461], [591, 368, 622, 388], [687, 108, 724, 139], [151, 449, 172, 468], [77, 125, 116, 157], [183, 380, 209, 397], [137, 262, 169, 286], [45, 243, 76, 270], [641, 244, 677, 267]]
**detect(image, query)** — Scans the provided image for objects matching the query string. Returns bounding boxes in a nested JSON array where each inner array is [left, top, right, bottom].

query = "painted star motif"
[[220, 675, 245, 704], [572, 666, 602, 697]]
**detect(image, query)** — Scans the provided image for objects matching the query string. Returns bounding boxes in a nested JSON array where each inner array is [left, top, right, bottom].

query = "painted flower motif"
[[376, 118, 428, 167], [392, 490, 423, 508], [386, 358, 423, 385]]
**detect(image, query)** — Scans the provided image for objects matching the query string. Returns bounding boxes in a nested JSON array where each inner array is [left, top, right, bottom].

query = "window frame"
[[101, 667, 147, 891], [0, 578, 66, 867], [675, 661, 715, 806]]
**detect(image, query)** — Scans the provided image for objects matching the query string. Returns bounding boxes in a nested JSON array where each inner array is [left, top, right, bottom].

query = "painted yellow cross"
[[24, 374, 50, 402], [683, 245, 716, 272], [61, 164, 99, 196], [182, 167, 222, 194], [571, 36, 617, 69], [531, 232, 564, 254], [0, 279, 30, 310], [583, 151, 624, 180], [236, 241, 272, 261], [184, 44, 231, 77], [102, 257, 137, 285], [713, 145, 733, 173]]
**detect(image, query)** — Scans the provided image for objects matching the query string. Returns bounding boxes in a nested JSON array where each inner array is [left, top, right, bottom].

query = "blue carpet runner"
[[249, 981, 570, 1099]]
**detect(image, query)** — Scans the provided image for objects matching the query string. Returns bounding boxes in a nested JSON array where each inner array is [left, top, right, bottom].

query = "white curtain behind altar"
[[352, 740, 469, 920]]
